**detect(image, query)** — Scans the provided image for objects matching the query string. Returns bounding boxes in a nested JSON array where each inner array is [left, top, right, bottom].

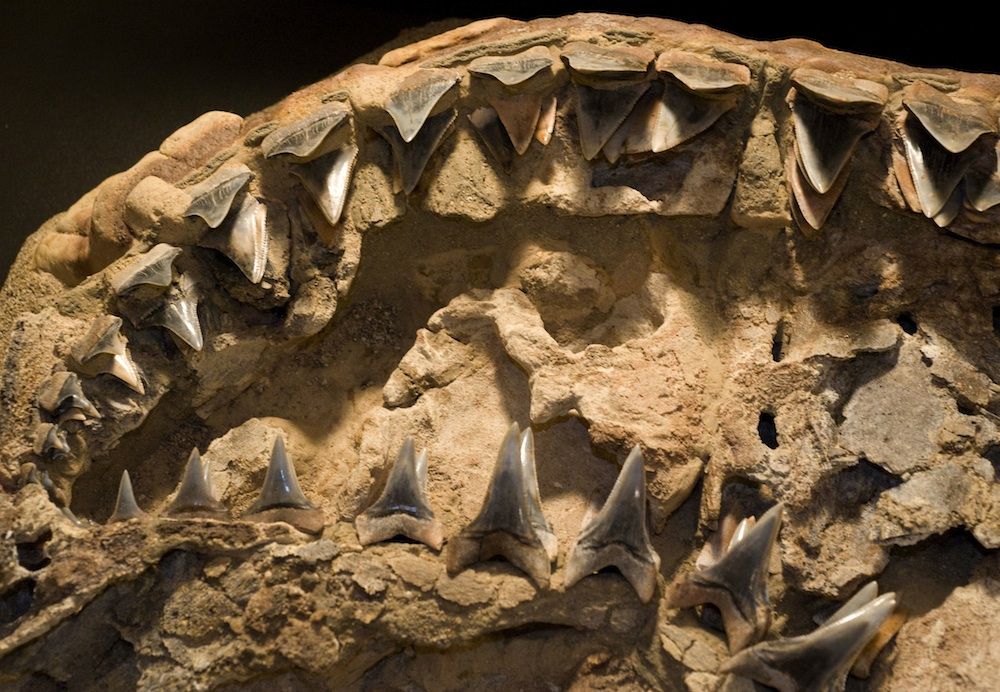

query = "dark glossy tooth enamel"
[[355, 437, 444, 550], [244, 437, 324, 534], [563, 445, 661, 602], [108, 470, 147, 523], [378, 108, 456, 195], [469, 107, 515, 171], [165, 448, 230, 519]]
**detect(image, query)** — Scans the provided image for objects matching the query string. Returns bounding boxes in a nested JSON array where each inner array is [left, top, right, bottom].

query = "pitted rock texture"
[[1, 13, 999, 691]]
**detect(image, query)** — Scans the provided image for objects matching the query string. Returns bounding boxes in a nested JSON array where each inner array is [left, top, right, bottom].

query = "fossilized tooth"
[[379, 108, 456, 195], [37, 372, 100, 422], [790, 68, 888, 113], [655, 51, 751, 95], [71, 315, 145, 394], [490, 92, 545, 155], [900, 114, 972, 218], [668, 503, 783, 652], [202, 193, 269, 283], [183, 163, 253, 229], [152, 273, 203, 350], [933, 182, 964, 227], [788, 150, 852, 230], [245, 437, 325, 534], [563, 445, 661, 602], [791, 94, 878, 195], [468, 107, 514, 172], [964, 142, 1000, 212], [468, 46, 555, 87], [560, 41, 654, 85], [165, 448, 230, 519], [534, 95, 557, 146], [108, 470, 147, 523], [574, 81, 651, 160], [109, 243, 182, 295], [720, 589, 898, 692], [261, 102, 351, 159], [33, 423, 70, 458], [385, 68, 461, 143], [695, 512, 751, 571], [519, 428, 557, 560], [355, 437, 444, 550], [902, 82, 994, 155], [445, 422, 552, 587], [291, 144, 359, 226]]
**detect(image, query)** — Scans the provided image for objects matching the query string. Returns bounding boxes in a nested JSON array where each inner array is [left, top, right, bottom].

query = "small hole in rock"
[[757, 412, 779, 449], [896, 312, 918, 335], [771, 321, 785, 362], [993, 306, 1000, 336], [16, 529, 52, 571], [956, 400, 977, 416], [0, 579, 35, 625]]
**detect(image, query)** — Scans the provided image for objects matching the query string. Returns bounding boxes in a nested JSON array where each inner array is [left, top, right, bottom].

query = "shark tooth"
[[519, 428, 557, 560], [534, 95, 557, 146], [790, 68, 888, 113], [469, 107, 515, 172], [291, 144, 359, 226], [490, 92, 545, 155], [152, 273, 203, 350], [183, 163, 253, 229], [655, 51, 751, 95], [245, 437, 324, 534], [71, 315, 145, 394], [37, 372, 100, 422], [903, 82, 994, 154], [564, 445, 661, 602], [964, 142, 1000, 212], [574, 81, 651, 160], [933, 181, 964, 227], [386, 68, 460, 143], [561, 41, 654, 85], [668, 503, 783, 652], [33, 423, 70, 458], [901, 113, 972, 218], [445, 422, 552, 587], [165, 448, 230, 519], [202, 193, 269, 283], [261, 102, 352, 160], [468, 47, 555, 87], [622, 80, 738, 156], [108, 470, 147, 523], [379, 108, 456, 195], [355, 437, 445, 550], [791, 93, 878, 195], [110, 243, 182, 294], [720, 588, 898, 692], [788, 148, 852, 230]]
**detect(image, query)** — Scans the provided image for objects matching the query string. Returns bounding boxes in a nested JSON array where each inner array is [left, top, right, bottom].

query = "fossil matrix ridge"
[[2, 13, 999, 691]]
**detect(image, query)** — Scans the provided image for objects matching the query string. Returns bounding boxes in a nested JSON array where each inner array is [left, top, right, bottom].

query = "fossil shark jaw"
[[165, 448, 230, 519], [108, 470, 147, 523], [244, 437, 324, 534], [445, 422, 553, 587], [668, 503, 783, 652], [720, 587, 898, 692], [563, 445, 661, 602], [355, 437, 444, 550]]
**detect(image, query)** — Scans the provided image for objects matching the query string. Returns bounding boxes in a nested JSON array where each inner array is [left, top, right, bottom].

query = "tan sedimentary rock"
[[1, 13, 999, 690]]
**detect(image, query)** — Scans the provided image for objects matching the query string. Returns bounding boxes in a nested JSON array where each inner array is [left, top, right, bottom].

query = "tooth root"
[[71, 316, 145, 394], [108, 470, 147, 523], [245, 437, 324, 534], [519, 428, 557, 560], [792, 95, 875, 195], [202, 193, 270, 283], [850, 607, 907, 679], [789, 150, 852, 231], [183, 163, 253, 228], [564, 445, 661, 602], [292, 144, 358, 227], [489, 92, 543, 155], [901, 115, 972, 218], [668, 503, 783, 652], [356, 437, 444, 550], [152, 273, 203, 350], [720, 590, 898, 692], [534, 96, 557, 146], [386, 69, 460, 143], [34, 423, 70, 458], [445, 422, 552, 587], [379, 108, 456, 195], [165, 448, 229, 518], [110, 243, 182, 294], [469, 107, 514, 172], [261, 102, 352, 160], [37, 372, 101, 421], [575, 82, 651, 160]]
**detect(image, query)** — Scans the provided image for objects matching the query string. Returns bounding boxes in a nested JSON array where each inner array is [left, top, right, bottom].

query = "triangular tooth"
[[668, 503, 783, 652], [183, 163, 253, 228], [355, 437, 444, 550], [110, 243, 182, 295], [108, 470, 147, 523], [574, 82, 651, 160], [695, 511, 741, 571], [564, 445, 661, 602], [33, 423, 70, 458], [534, 96, 557, 146], [720, 591, 897, 692], [822, 581, 879, 628], [71, 316, 145, 394], [468, 47, 555, 87], [965, 143, 1000, 212], [642, 82, 737, 153], [386, 69, 460, 143], [149, 272, 203, 350], [933, 181, 964, 227], [261, 102, 352, 159], [445, 422, 551, 587], [901, 114, 972, 218], [165, 448, 229, 518], [248, 437, 315, 512], [791, 94, 876, 194], [37, 372, 101, 421], [788, 150, 852, 231], [379, 108, 456, 195], [728, 516, 756, 550], [602, 83, 660, 161], [291, 144, 358, 227], [519, 428, 557, 560], [903, 83, 994, 154], [202, 193, 270, 283], [489, 92, 544, 155], [790, 68, 888, 113], [469, 107, 515, 172]]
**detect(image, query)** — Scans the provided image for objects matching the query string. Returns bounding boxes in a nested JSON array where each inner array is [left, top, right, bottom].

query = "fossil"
[[107, 470, 147, 523], [164, 448, 230, 519], [261, 102, 352, 160], [385, 68, 461, 143], [290, 143, 358, 227], [377, 107, 456, 194], [182, 162, 253, 229], [109, 243, 182, 294], [244, 437, 324, 534], [36, 372, 100, 423], [200, 191, 269, 283], [69, 315, 145, 394]]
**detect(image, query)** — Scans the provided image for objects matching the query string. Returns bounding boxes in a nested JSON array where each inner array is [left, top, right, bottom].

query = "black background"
[[3, 1, 998, 282]]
